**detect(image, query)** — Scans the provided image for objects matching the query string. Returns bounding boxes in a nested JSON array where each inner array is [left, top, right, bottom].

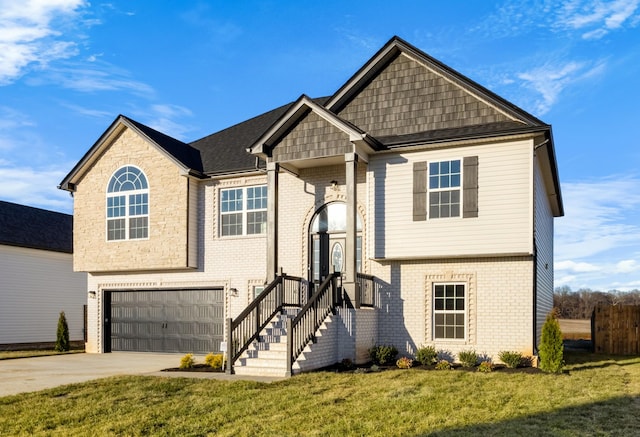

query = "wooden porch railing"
[[225, 274, 303, 374], [286, 272, 341, 376]]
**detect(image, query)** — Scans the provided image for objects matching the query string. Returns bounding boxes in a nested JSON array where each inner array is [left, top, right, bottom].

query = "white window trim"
[[427, 158, 463, 220], [219, 185, 267, 237], [432, 282, 467, 341], [105, 166, 150, 242]]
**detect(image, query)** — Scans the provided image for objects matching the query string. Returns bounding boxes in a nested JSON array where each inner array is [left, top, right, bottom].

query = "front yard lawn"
[[1, 351, 639, 436], [0, 349, 84, 360]]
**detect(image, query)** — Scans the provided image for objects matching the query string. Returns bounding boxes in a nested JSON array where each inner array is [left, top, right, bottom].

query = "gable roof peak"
[[59, 114, 204, 192], [326, 36, 545, 128]]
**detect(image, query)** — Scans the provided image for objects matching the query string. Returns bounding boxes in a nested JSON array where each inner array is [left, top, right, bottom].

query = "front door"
[[309, 202, 362, 286]]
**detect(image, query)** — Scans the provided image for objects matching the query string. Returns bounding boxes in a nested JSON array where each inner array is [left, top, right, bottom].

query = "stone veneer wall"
[[73, 127, 191, 272]]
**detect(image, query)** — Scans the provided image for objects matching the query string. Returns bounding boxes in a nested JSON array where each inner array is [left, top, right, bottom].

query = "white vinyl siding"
[[0, 245, 87, 344], [534, 159, 555, 347], [370, 139, 533, 259]]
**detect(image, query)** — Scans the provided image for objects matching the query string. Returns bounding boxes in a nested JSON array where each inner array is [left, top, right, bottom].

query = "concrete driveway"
[[0, 352, 283, 397]]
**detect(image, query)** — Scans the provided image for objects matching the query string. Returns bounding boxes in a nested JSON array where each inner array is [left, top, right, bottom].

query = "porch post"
[[267, 161, 279, 282], [345, 153, 359, 307]]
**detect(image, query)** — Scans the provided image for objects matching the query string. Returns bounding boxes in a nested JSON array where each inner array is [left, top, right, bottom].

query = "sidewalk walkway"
[[0, 352, 284, 397]]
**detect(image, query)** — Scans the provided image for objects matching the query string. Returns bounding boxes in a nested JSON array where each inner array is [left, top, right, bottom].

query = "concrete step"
[[243, 348, 286, 360], [251, 341, 287, 352], [233, 365, 288, 377], [237, 355, 287, 370]]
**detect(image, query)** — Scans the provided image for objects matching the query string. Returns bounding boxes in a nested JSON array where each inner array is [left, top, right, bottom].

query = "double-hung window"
[[106, 166, 149, 241], [433, 283, 466, 339], [220, 185, 267, 236], [428, 159, 461, 219]]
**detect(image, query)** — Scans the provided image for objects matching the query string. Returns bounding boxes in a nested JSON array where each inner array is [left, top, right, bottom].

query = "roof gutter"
[[384, 125, 550, 149]]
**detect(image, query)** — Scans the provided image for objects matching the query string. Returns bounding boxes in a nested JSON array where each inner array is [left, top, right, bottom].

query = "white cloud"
[[0, 0, 88, 84], [59, 102, 111, 119], [130, 104, 195, 141], [0, 106, 34, 131], [554, 177, 640, 290], [555, 260, 600, 272], [0, 163, 73, 213], [615, 259, 640, 273], [556, 0, 640, 39], [556, 176, 640, 261], [516, 59, 606, 114], [35, 62, 155, 95], [472, 1, 639, 42]]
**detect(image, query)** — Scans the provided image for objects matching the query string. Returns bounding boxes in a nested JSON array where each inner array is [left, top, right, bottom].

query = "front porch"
[[226, 272, 378, 377]]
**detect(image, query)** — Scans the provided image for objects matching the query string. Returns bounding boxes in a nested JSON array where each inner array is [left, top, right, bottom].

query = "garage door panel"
[[109, 288, 224, 354]]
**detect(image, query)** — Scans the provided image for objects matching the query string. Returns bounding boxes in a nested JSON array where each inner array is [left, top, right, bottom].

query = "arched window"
[[106, 166, 149, 241]]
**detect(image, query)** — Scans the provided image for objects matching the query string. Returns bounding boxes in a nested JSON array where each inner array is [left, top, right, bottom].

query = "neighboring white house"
[[0, 200, 87, 349], [59, 36, 563, 375]]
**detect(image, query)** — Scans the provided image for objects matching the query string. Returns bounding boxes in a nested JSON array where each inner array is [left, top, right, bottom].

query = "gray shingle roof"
[[378, 121, 548, 147], [122, 116, 204, 175], [190, 98, 329, 175], [0, 200, 73, 253]]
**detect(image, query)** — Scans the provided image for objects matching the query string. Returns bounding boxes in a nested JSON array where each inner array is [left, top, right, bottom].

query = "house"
[[59, 36, 563, 375], [0, 200, 87, 349]]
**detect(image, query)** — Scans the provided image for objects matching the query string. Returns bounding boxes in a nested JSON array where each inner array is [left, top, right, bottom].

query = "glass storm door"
[[309, 202, 362, 285]]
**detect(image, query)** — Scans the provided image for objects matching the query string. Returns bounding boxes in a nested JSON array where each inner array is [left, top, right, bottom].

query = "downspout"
[[186, 177, 190, 267], [533, 239, 538, 356], [532, 142, 542, 357]]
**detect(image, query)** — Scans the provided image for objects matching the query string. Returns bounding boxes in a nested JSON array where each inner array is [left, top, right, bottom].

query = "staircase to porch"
[[226, 272, 342, 377], [233, 309, 292, 377]]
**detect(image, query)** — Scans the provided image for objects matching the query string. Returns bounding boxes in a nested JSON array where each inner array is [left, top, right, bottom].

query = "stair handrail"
[[286, 272, 341, 376], [226, 273, 303, 374]]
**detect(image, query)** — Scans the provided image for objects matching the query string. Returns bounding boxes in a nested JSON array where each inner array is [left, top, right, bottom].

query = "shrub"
[[478, 360, 494, 373], [55, 311, 70, 352], [396, 357, 413, 369], [415, 345, 437, 365], [498, 351, 523, 369], [179, 353, 195, 369], [458, 350, 478, 368], [368, 345, 398, 365], [435, 359, 452, 370], [539, 311, 565, 373], [205, 353, 224, 370], [339, 358, 355, 371]]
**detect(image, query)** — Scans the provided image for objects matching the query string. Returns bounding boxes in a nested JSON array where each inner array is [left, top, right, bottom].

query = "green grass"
[[0, 349, 84, 360], [1, 352, 640, 436]]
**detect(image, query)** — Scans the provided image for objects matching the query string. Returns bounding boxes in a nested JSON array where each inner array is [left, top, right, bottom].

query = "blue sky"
[[1, 0, 639, 291]]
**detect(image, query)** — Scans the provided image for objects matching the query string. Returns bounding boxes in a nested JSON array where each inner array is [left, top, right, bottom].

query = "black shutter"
[[463, 156, 478, 218], [413, 161, 427, 221]]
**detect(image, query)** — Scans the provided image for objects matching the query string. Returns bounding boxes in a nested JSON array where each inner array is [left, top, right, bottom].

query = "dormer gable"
[[250, 95, 380, 165], [59, 115, 204, 192]]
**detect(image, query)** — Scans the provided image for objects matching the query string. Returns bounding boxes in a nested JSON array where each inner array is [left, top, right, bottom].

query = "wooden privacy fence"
[[592, 304, 640, 355]]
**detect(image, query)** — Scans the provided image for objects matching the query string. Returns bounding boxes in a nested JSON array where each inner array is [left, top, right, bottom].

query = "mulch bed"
[[162, 364, 224, 373], [319, 362, 543, 374], [162, 361, 545, 374]]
